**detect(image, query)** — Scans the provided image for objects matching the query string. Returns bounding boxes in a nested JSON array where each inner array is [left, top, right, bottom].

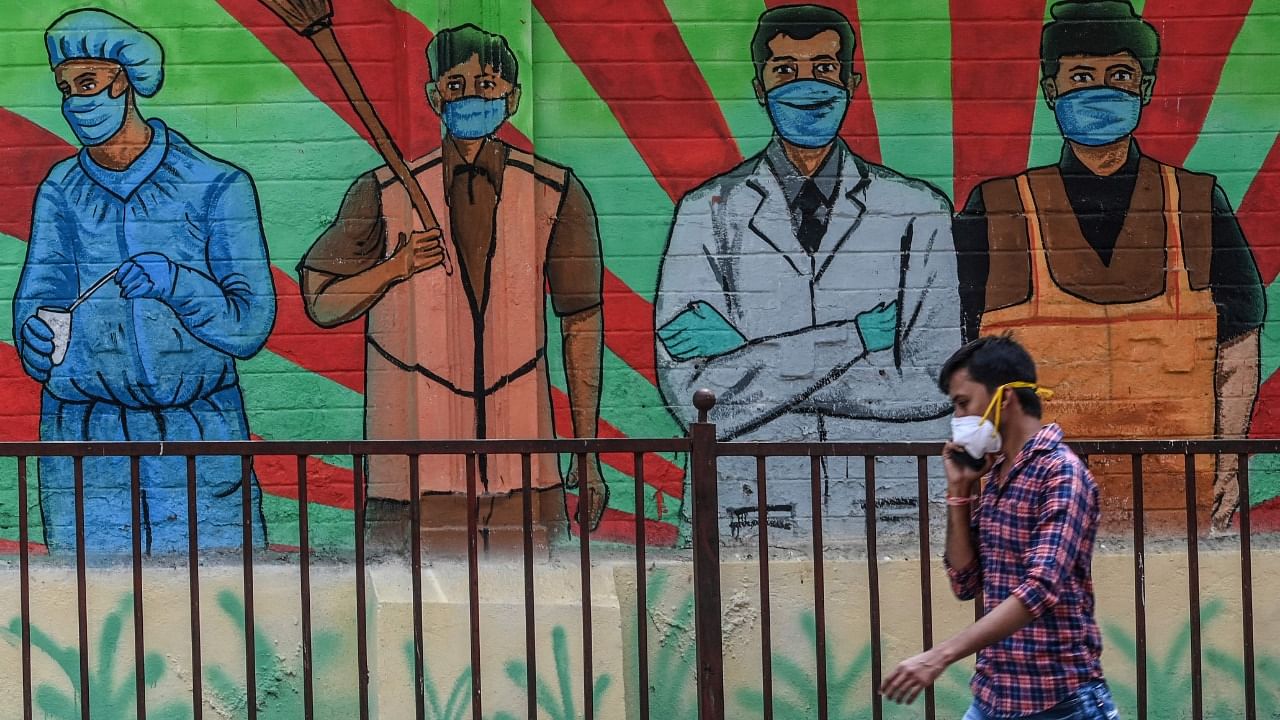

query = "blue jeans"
[[963, 681, 1120, 720]]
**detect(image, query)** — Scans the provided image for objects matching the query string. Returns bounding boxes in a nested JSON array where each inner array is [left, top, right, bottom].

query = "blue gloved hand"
[[855, 300, 899, 354], [19, 315, 55, 382], [117, 252, 178, 301], [658, 301, 748, 361]]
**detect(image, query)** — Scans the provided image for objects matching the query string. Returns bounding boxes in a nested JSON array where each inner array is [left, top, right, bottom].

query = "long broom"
[[259, 0, 453, 275]]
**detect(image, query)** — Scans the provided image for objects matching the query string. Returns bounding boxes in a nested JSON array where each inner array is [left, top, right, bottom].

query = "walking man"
[[882, 336, 1118, 719]]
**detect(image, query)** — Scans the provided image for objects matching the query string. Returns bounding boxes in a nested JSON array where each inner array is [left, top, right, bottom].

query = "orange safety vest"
[[364, 147, 566, 500], [980, 160, 1218, 525]]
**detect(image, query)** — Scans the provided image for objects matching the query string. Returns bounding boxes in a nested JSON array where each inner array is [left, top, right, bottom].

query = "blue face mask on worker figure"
[[766, 79, 850, 149], [62, 83, 128, 146], [442, 96, 508, 140], [1054, 86, 1142, 147]]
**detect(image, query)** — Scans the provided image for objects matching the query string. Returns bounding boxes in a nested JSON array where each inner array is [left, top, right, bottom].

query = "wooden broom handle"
[[307, 26, 452, 273]]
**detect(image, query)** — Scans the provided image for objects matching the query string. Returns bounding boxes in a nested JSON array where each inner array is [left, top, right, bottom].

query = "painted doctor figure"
[[14, 10, 275, 554], [655, 4, 962, 533]]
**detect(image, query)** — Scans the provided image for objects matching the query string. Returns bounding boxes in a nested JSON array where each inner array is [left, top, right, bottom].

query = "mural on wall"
[[955, 0, 1267, 532], [295, 20, 608, 545], [654, 3, 960, 533], [12, 9, 274, 555], [3, 0, 1280, 552]]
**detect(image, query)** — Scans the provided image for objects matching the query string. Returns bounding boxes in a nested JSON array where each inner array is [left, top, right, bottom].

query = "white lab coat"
[[655, 142, 962, 539]]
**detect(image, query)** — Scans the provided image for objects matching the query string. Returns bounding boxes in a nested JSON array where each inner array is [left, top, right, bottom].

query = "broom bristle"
[[258, 0, 333, 35]]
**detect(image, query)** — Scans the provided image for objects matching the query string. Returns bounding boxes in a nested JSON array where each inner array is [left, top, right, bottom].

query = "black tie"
[[795, 179, 828, 255]]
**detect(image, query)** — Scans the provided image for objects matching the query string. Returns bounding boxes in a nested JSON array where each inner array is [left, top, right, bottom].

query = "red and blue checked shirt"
[[945, 424, 1104, 717]]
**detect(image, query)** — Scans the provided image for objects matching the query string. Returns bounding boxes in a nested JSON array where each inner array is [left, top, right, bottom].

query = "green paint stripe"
[[1027, 0, 1063, 168], [0, 458, 44, 545], [0, 0, 378, 274], [532, 9, 677, 300], [857, 0, 954, 198], [261, 492, 354, 549], [664, 0, 761, 156]]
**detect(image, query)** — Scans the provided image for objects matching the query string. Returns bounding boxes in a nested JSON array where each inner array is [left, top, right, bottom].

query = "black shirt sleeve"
[[953, 186, 991, 344], [1209, 184, 1267, 343]]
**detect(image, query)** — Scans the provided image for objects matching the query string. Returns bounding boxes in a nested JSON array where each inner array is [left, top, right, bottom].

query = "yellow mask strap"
[[979, 382, 1054, 437]]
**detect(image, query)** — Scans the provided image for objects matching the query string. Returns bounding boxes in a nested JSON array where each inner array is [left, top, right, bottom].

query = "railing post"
[[690, 390, 725, 720]]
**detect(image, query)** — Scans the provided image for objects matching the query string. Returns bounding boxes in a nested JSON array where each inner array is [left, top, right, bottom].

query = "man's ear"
[[507, 84, 522, 116], [846, 71, 862, 94], [109, 70, 131, 100], [1140, 74, 1156, 105], [1041, 77, 1058, 109], [426, 83, 443, 115], [753, 77, 766, 106]]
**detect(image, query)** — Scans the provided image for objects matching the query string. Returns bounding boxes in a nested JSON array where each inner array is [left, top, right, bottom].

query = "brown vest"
[[364, 147, 566, 499], [979, 159, 1218, 524]]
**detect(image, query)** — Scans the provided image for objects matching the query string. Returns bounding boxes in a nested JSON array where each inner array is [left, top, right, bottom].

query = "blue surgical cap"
[[46, 9, 164, 98]]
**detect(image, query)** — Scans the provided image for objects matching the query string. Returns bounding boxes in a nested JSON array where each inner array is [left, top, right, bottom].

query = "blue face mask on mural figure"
[[1053, 86, 1143, 147], [765, 79, 850, 149], [61, 74, 128, 146], [442, 96, 509, 140]]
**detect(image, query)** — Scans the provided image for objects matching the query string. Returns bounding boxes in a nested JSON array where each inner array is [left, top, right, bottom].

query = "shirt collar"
[[1059, 139, 1142, 179], [77, 119, 169, 201], [764, 136, 843, 209], [443, 134, 508, 196], [991, 423, 1065, 482]]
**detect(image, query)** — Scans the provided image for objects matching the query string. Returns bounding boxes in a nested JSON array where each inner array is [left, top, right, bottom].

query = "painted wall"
[[1, 550, 1276, 718], [2, 0, 1280, 554]]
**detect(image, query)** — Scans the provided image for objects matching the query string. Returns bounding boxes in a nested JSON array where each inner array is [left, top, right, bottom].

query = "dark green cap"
[[1041, 1, 1160, 79]]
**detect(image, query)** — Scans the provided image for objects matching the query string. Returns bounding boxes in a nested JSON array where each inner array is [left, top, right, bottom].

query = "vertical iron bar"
[[18, 457, 32, 720], [130, 455, 147, 720], [689, 391, 725, 720], [466, 453, 484, 720], [241, 456, 257, 720], [1238, 454, 1256, 720], [410, 455, 426, 720], [916, 457, 935, 720], [578, 452, 595, 720], [864, 457, 882, 720], [756, 457, 773, 720], [1131, 455, 1147, 720], [1185, 453, 1203, 720], [811, 455, 829, 720], [354, 455, 370, 720], [634, 453, 651, 720], [74, 455, 90, 720], [298, 456, 315, 720], [521, 454, 537, 720], [187, 457, 203, 720]]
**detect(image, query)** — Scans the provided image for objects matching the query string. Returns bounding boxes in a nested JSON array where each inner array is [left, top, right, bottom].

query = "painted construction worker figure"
[[955, 0, 1266, 532], [299, 24, 607, 552], [14, 10, 276, 554]]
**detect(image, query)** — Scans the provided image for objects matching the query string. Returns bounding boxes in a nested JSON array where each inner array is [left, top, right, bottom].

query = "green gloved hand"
[[855, 300, 899, 354], [658, 301, 748, 360]]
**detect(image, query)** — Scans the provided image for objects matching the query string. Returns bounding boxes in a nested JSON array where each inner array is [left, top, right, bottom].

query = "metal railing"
[[3, 391, 1269, 720]]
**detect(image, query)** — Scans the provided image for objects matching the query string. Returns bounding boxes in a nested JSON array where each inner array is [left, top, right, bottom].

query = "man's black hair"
[[1041, 0, 1159, 79], [751, 4, 856, 84], [427, 24, 518, 85], [938, 335, 1042, 418]]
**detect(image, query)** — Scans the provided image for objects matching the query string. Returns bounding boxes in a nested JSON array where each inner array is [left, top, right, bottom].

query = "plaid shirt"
[[945, 424, 1104, 717]]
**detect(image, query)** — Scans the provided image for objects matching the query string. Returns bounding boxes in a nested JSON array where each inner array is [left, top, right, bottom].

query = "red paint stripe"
[[0, 108, 72, 242], [763, 0, 882, 165], [535, 0, 744, 202], [552, 392, 686, 499], [1137, 0, 1252, 166], [0, 540, 48, 556], [0, 344, 42, 442], [949, 0, 1045, 205], [1237, 134, 1280, 284], [1246, 494, 1280, 532], [252, 441, 356, 509], [566, 493, 678, 546]]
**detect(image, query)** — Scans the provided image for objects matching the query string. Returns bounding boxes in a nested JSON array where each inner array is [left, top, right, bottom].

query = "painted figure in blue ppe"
[[14, 9, 276, 555], [655, 5, 962, 537]]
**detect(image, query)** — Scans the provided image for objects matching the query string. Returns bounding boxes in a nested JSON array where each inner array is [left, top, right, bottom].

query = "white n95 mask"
[[951, 415, 1001, 460]]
